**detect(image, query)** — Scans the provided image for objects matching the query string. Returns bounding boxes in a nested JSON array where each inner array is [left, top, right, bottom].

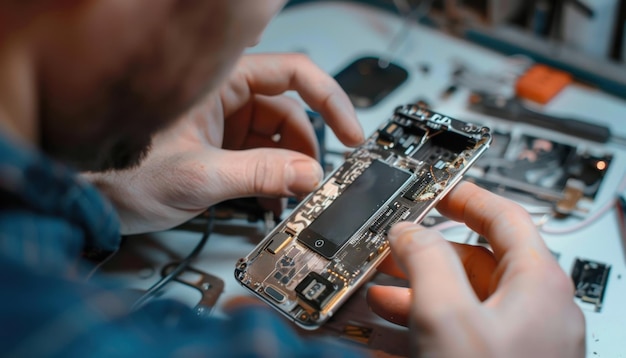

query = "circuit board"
[[235, 105, 492, 329]]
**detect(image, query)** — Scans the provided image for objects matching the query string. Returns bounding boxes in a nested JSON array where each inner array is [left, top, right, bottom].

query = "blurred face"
[[36, 0, 286, 171]]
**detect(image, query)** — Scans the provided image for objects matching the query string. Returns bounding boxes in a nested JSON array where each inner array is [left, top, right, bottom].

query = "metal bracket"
[[161, 263, 225, 318]]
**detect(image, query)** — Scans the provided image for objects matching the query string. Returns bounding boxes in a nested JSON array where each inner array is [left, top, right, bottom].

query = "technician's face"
[[38, 0, 286, 171]]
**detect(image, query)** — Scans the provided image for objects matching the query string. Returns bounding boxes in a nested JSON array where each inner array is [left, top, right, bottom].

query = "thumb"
[[213, 148, 323, 200]]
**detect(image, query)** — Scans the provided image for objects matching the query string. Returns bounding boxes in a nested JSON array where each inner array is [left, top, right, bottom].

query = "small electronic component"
[[295, 272, 337, 310], [515, 64, 572, 104], [342, 324, 374, 344], [378, 121, 405, 145], [266, 232, 292, 254], [235, 105, 491, 329], [571, 258, 611, 312]]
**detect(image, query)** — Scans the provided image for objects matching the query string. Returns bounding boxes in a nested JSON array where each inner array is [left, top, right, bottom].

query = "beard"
[[39, 75, 184, 172], [53, 131, 155, 173], [38, 1, 232, 173], [39, 45, 223, 172]]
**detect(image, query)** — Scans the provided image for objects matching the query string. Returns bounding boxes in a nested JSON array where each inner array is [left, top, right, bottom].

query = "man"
[[0, 0, 584, 356]]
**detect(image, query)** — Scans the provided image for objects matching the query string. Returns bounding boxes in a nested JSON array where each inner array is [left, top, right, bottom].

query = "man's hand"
[[86, 54, 364, 234], [367, 182, 585, 358]]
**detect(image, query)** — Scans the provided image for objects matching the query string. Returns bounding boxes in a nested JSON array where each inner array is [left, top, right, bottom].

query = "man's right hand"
[[367, 182, 585, 357]]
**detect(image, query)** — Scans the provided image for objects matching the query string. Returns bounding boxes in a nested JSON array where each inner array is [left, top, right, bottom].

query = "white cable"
[[539, 170, 626, 235]]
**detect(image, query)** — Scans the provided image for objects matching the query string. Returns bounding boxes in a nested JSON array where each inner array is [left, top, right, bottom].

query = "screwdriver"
[[468, 92, 611, 143]]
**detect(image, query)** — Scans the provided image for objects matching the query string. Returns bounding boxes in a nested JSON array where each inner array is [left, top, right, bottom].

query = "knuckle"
[[482, 201, 532, 238], [281, 95, 300, 108], [250, 158, 283, 196], [251, 159, 271, 193], [506, 200, 529, 216], [286, 52, 311, 64], [497, 201, 531, 225], [281, 97, 306, 119]]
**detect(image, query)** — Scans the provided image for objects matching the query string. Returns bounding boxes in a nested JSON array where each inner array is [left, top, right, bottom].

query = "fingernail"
[[286, 160, 323, 194]]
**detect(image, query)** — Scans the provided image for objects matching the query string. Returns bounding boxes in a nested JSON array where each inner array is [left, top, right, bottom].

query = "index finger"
[[221, 53, 365, 147], [436, 181, 552, 262]]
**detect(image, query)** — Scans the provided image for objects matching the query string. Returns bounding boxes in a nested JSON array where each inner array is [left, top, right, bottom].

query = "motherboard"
[[235, 105, 492, 329]]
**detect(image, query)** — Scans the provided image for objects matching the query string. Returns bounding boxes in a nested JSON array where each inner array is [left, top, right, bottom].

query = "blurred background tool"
[[377, 0, 434, 69], [335, 0, 435, 109], [515, 64, 572, 104], [562, 0, 621, 59], [334, 56, 409, 108], [468, 92, 611, 143]]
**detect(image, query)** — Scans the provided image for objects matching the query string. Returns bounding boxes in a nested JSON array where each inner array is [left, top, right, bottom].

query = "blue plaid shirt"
[[0, 132, 364, 357]]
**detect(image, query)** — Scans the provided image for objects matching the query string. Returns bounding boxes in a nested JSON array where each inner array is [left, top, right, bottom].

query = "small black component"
[[403, 121, 428, 138], [382, 206, 409, 233], [378, 121, 405, 144], [273, 266, 297, 285], [403, 175, 432, 201], [370, 204, 409, 234], [295, 272, 337, 310], [370, 206, 396, 234], [412, 130, 474, 160], [571, 258, 611, 312]]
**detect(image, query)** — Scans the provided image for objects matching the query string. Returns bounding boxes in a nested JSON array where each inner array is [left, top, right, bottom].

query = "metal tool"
[[378, 0, 434, 69], [468, 92, 611, 143], [161, 263, 225, 318]]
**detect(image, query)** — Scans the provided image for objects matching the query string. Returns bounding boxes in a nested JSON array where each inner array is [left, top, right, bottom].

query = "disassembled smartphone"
[[235, 105, 492, 329]]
